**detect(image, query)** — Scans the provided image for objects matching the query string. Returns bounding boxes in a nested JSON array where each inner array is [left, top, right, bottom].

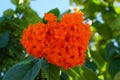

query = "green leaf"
[[0, 32, 9, 48], [109, 16, 120, 32], [48, 8, 60, 17], [48, 64, 60, 80], [104, 41, 117, 60], [59, 72, 69, 80], [114, 72, 120, 80], [80, 66, 98, 80], [11, 0, 18, 5], [22, 7, 42, 25], [109, 58, 120, 78], [90, 51, 107, 72], [92, 21, 113, 39], [3, 9, 15, 17], [62, 68, 81, 80], [84, 59, 97, 72], [113, 4, 120, 14], [74, 66, 98, 80], [11, 0, 30, 13], [41, 59, 60, 80], [3, 58, 43, 80]]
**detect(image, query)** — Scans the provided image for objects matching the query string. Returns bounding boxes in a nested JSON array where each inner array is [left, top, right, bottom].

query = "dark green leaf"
[[0, 32, 9, 48], [92, 21, 113, 39], [48, 8, 60, 17], [104, 41, 117, 60], [3, 58, 43, 80], [84, 59, 97, 72], [41, 59, 60, 80], [59, 72, 69, 80], [109, 58, 120, 78]]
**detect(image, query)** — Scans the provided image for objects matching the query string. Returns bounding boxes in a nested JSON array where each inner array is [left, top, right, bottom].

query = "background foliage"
[[0, 0, 120, 80]]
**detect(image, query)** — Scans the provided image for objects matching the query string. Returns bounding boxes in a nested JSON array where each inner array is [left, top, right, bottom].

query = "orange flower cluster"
[[20, 10, 91, 69]]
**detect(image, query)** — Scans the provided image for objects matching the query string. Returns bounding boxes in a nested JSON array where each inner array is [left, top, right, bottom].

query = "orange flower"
[[20, 10, 91, 69]]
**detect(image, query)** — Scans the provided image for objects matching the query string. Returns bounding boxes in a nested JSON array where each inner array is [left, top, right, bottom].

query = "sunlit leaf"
[[113, 4, 120, 14], [22, 7, 42, 25], [62, 68, 81, 80], [73, 66, 98, 80], [90, 51, 107, 72], [48, 8, 60, 17]]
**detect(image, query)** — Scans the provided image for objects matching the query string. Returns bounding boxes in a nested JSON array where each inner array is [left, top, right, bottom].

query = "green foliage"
[[3, 58, 43, 80], [0, 32, 9, 48], [48, 8, 60, 17], [3, 9, 15, 17], [0, 0, 120, 80], [22, 7, 42, 25], [41, 59, 60, 80], [80, 67, 98, 80]]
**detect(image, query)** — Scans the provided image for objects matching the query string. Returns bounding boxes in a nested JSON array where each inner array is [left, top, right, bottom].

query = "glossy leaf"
[[62, 68, 81, 80], [3, 58, 43, 80], [72, 66, 98, 80], [59, 72, 69, 80]]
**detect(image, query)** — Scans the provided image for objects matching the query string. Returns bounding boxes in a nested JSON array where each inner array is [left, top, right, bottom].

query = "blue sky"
[[0, 0, 69, 17]]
